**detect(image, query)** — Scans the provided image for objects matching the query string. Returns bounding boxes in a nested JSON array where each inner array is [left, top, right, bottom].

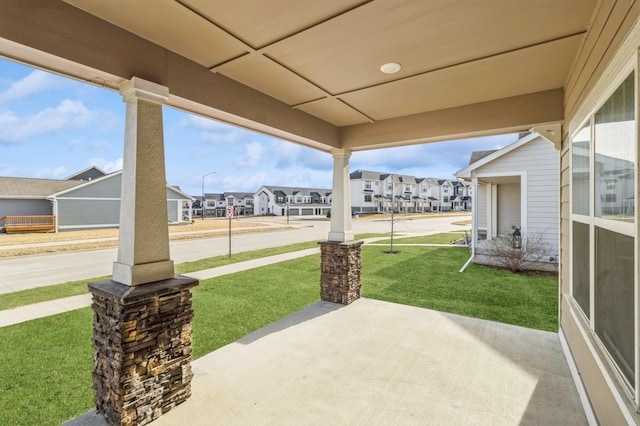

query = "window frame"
[[569, 58, 639, 401]]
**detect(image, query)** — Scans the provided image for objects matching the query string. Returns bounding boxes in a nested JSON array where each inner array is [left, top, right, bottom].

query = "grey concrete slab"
[[143, 298, 586, 426]]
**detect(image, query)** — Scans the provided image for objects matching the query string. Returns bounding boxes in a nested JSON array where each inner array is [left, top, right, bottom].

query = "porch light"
[[512, 227, 522, 249], [380, 62, 401, 74]]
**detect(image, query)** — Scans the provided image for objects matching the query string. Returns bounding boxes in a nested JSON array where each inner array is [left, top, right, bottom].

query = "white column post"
[[328, 148, 354, 242], [112, 77, 174, 286]]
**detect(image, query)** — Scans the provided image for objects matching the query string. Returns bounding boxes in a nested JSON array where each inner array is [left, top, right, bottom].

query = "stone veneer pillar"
[[89, 276, 197, 426], [319, 240, 364, 304], [89, 77, 197, 426], [320, 149, 363, 304]]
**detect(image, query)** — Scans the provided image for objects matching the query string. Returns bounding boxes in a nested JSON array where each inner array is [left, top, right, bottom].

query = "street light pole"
[[201, 171, 216, 220]]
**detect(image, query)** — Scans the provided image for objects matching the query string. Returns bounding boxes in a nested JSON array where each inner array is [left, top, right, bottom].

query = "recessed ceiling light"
[[380, 62, 402, 74]]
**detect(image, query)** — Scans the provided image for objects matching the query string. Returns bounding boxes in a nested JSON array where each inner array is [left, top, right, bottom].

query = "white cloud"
[[271, 140, 332, 171], [89, 157, 123, 173], [237, 141, 265, 167], [0, 163, 18, 177], [34, 166, 67, 179], [182, 115, 244, 143], [0, 70, 62, 104], [0, 99, 94, 143]]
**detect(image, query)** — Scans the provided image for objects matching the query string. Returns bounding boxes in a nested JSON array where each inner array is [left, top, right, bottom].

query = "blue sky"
[[0, 58, 518, 196]]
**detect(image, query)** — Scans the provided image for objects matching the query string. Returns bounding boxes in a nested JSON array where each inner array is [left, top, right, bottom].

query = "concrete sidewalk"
[[0, 247, 320, 328], [0, 233, 468, 328]]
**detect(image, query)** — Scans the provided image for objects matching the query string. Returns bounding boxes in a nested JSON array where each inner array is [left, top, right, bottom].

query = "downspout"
[[459, 177, 478, 272]]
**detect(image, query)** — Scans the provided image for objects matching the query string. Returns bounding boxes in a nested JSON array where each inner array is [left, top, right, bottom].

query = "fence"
[[0, 215, 56, 233]]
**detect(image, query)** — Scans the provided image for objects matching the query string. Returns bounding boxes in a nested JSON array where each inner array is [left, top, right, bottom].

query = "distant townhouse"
[[254, 185, 332, 216], [192, 192, 255, 218], [350, 170, 470, 214], [0, 166, 192, 231]]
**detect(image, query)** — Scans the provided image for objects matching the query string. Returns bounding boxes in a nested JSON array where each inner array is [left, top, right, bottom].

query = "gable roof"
[[0, 177, 82, 198], [455, 132, 541, 179], [65, 165, 108, 181], [50, 171, 193, 200], [468, 150, 498, 165], [350, 170, 383, 180]]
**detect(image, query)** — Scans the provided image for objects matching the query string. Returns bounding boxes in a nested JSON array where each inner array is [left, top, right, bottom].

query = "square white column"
[[328, 148, 354, 242], [112, 77, 174, 286]]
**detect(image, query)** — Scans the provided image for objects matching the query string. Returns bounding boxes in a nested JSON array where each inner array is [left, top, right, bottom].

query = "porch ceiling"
[[0, 1, 597, 151]]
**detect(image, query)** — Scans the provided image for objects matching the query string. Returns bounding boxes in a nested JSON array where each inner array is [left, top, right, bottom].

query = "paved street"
[[0, 214, 469, 294]]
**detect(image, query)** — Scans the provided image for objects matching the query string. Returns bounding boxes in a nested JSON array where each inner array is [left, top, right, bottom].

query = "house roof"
[[468, 150, 498, 165], [350, 170, 383, 180], [224, 192, 253, 199], [263, 185, 332, 197], [0, 177, 82, 198], [65, 165, 108, 181], [50, 170, 194, 200], [455, 132, 541, 178]]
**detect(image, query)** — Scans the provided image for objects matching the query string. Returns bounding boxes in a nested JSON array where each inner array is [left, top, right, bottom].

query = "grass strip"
[[0, 241, 321, 311], [374, 231, 471, 245], [0, 233, 378, 310], [0, 255, 320, 426], [0, 277, 109, 311]]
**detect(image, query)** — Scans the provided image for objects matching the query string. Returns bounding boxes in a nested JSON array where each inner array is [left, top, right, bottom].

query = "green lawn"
[[375, 231, 471, 245], [362, 246, 558, 332], [0, 240, 558, 425], [0, 256, 321, 426], [0, 241, 320, 311]]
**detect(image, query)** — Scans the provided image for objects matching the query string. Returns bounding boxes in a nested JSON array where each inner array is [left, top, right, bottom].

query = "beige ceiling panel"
[[296, 98, 371, 127], [267, 0, 595, 94], [64, 0, 247, 67], [182, 0, 367, 48], [341, 35, 583, 121], [216, 54, 327, 106]]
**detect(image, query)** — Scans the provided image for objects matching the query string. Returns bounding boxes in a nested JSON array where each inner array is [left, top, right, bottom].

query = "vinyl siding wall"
[[474, 137, 559, 253], [57, 199, 119, 227], [561, 1, 640, 424], [0, 199, 52, 216]]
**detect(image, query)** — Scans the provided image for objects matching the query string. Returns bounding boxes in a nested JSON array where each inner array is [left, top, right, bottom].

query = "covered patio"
[[72, 298, 587, 426], [1, 0, 639, 424]]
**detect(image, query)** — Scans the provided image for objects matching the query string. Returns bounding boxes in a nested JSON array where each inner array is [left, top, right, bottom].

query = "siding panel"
[[59, 174, 122, 198], [474, 137, 559, 253], [0, 199, 52, 216], [57, 199, 120, 227]]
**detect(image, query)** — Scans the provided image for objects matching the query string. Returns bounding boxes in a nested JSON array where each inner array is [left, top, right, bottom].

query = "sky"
[[0, 58, 518, 196]]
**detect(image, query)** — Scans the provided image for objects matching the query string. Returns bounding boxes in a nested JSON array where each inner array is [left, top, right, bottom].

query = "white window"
[[364, 180, 372, 189], [571, 70, 636, 392]]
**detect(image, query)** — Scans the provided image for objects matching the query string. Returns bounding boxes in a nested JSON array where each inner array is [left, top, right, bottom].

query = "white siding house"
[[455, 133, 559, 269]]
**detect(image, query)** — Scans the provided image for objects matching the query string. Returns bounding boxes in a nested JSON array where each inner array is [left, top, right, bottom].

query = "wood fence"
[[0, 215, 56, 233]]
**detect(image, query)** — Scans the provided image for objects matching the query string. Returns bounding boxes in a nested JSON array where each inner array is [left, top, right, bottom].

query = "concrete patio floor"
[[162, 298, 587, 425], [71, 298, 588, 425]]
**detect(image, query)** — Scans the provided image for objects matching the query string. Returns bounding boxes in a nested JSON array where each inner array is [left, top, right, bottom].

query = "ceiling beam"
[[340, 89, 565, 150]]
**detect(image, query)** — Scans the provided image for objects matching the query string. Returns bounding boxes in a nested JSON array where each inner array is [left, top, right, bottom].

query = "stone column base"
[[88, 275, 198, 426], [319, 240, 363, 305]]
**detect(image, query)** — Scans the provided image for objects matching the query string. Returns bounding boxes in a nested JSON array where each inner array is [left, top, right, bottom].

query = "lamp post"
[[201, 171, 216, 220]]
